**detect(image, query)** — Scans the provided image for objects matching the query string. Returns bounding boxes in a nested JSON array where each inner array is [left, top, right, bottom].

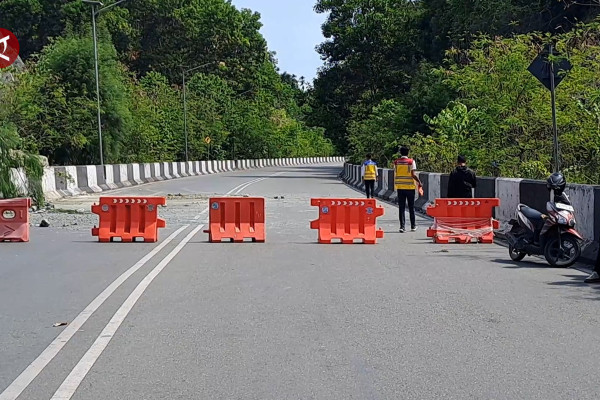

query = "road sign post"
[[204, 137, 211, 160], [527, 44, 572, 173], [549, 46, 559, 174]]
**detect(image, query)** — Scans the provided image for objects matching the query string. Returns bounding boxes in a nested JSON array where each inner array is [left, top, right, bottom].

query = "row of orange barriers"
[[203, 197, 385, 244], [0, 196, 386, 244], [2, 196, 500, 245]]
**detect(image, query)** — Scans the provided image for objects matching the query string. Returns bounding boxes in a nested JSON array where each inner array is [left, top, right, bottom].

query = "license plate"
[[557, 203, 574, 212]]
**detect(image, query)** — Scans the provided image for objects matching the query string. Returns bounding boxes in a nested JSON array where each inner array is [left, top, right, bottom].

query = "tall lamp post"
[[181, 62, 217, 162], [83, 0, 129, 166]]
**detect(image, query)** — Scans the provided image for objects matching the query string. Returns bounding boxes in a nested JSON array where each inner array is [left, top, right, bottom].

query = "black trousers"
[[364, 180, 375, 198], [397, 189, 416, 229]]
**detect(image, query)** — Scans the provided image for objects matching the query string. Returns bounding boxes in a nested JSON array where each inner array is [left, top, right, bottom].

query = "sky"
[[230, 0, 327, 83]]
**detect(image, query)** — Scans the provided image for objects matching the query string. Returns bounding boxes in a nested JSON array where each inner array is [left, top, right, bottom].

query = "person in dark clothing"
[[584, 249, 600, 283], [447, 155, 477, 198]]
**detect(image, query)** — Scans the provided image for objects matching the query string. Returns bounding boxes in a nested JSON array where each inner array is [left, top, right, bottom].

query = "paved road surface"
[[1, 164, 599, 400]]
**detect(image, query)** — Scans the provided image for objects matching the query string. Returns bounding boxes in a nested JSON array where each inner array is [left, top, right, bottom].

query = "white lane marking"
[[224, 177, 264, 195], [2, 171, 285, 399], [193, 208, 209, 220], [50, 224, 205, 400], [0, 226, 189, 400], [230, 172, 285, 195]]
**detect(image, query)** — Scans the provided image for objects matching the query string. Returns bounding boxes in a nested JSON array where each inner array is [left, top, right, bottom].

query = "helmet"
[[546, 172, 566, 192]]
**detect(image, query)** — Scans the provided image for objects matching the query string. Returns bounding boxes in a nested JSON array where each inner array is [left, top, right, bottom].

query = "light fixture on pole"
[[83, 0, 130, 166]]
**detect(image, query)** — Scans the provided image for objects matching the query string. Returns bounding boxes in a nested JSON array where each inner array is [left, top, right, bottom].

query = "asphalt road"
[[1, 163, 599, 400]]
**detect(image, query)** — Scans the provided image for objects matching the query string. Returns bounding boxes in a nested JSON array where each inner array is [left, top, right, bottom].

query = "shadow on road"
[[547, 274, 600, 300], [491, 258, 557, 269], [547, 274, 598, 288]]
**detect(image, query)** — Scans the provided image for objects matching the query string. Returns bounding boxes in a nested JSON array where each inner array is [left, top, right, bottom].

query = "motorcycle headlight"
[[557, 215, 568, 225], [569, 219, 575, 227]]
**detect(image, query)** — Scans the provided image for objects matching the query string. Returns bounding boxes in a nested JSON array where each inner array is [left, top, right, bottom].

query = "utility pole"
[[83, 0, 130, 166]]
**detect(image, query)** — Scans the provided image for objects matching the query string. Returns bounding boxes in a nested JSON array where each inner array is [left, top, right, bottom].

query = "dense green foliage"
[[3, 0, 600, 186], [0, 0, 334, 169], [0, 123, 44, 205], [310, 0, 600, 183]]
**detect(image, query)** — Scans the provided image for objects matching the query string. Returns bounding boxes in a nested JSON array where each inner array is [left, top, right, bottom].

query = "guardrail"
[[10, 157, 345, 201]]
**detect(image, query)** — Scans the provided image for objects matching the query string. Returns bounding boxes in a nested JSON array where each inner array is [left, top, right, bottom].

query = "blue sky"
[[230, 0, 327, 83]]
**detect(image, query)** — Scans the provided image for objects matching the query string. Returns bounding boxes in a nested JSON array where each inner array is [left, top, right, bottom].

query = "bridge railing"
[[7, 157, 346, 201]]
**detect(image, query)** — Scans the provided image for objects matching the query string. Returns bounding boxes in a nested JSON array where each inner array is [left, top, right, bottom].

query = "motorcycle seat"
[[518, 204, 545, 222]]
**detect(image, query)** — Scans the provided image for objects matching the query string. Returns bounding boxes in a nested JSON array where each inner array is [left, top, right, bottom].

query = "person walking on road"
[[584, 249, 600, 283], [447, 155, 477, 198], [394, 146, 422, 233], [361, 154, 378, 198]]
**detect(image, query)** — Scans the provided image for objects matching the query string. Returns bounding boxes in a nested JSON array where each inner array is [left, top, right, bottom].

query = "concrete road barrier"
[[10, 157, 345, 202]]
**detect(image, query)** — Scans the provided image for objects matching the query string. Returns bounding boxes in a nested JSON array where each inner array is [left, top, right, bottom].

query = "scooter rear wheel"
[[509, 244, 526, 261], [544, 234, 581, 268]]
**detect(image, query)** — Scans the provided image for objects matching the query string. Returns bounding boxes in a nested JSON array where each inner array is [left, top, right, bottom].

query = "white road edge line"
[[50, 224, 205, 400], [0, 225, 189, 400], [2, 172, 284, 399]]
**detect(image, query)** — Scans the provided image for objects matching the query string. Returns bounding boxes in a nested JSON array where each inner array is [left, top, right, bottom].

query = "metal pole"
[[91, 5, 104, 166], [549, 44, 559, 173], [182, 69, 189, 162]]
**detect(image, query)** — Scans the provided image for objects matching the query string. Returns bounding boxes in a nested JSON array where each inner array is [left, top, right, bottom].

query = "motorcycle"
[[506, 189, 583, 267]]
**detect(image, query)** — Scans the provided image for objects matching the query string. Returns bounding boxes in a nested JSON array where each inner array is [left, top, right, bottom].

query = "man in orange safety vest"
[[393, 146, 423, 233]]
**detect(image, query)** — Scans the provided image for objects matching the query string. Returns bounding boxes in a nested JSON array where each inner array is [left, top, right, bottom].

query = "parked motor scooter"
[[505, 172, 583, 267]]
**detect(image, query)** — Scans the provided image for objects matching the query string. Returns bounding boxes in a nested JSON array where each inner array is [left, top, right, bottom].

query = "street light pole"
[[90, 3, 103, 166], [83, 0, 129, 166], [182, 67, 188, 162]]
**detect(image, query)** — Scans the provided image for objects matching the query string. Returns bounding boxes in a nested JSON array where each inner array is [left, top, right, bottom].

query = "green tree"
[[347, 100, 410, 165], [0, 124, 44, 205]]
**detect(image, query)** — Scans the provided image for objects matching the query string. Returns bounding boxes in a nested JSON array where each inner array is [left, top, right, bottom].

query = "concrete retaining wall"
[[26, 157, 344, 201], [341, 162, 600, 261]]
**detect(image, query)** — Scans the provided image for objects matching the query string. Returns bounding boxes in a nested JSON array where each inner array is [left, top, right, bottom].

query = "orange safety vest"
[[363, 160, 377, 180], [394, 158, 416, 190]]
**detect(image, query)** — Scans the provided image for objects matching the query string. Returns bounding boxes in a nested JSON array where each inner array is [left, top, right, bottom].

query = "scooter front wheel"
[[509, 243, 526, 261], [544, 234, 581, 267]]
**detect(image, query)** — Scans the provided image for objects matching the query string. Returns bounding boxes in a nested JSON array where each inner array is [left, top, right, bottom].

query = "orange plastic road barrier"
[[0, 198, 31, 242], [310, 198, 384, 244], [426, 198, 500, 244], [204, 197, 265, 242], [91, 197, 166, 242]]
